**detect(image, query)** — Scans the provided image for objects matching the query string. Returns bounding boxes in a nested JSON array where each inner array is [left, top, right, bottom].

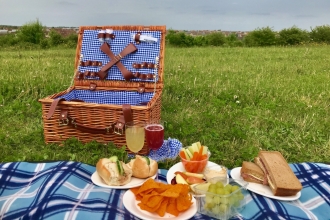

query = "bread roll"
[[128, 155, 158, 178], [96, 158, 132, 186]]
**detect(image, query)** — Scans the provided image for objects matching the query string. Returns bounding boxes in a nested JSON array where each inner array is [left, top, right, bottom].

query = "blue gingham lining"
[[79, 30, 162, 82], [58, 89, 154, 105]]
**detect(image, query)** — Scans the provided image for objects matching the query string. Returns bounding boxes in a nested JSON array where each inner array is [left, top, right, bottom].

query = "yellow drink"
[[125, 125, 145, 153]]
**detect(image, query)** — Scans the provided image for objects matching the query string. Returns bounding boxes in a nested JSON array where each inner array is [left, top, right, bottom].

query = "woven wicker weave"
[[39, 25, 166, 155]]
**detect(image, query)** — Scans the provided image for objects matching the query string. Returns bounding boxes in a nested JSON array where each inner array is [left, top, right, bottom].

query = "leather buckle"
[[138, 84, 145, 93], [59, 118, 69, 126], [89, 83, 97, 90], [114, 127, 124, 135]]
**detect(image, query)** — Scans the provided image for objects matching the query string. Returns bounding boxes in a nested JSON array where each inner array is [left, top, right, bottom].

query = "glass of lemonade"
[[145, 120, 164, 150], [125, 121, 146, 153]]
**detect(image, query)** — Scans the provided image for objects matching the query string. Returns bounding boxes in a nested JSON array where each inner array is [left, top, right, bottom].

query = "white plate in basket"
[[91, 171, 157, 189], [123, 189, 197, 220], [230, 167, 301, 201], [166, 161, 229, 185]]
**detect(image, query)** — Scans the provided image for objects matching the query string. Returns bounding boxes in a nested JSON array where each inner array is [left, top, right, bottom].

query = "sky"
[[0, 0, 329, 31]]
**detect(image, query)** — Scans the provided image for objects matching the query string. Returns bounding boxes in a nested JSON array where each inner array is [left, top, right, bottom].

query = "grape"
[[203, 203, 212, 211], [216, 188, 225, 195], [208, 188, 217, 194], [224, 184, 232, 192], [216, 181, 224, 188], [223, 190, 231, 195], [220, 197, 229, 205], [205, 195, 213, 203], [236, 192, 244, 200], [231, 185, 240, 192], [208, 184, 217, 192], [211, 206, 221, 215], [219, 203, 229, 213], [213, 196, 222, 204]]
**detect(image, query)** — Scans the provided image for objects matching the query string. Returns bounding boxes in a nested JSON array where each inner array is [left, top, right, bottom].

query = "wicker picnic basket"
[[39, 25, 166, 155]]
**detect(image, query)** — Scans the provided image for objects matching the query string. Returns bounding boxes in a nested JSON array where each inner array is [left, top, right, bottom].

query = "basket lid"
[[73, 25, 166, 90]]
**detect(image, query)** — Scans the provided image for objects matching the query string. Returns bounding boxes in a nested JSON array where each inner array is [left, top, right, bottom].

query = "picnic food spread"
[[241, 150, 303, 196]]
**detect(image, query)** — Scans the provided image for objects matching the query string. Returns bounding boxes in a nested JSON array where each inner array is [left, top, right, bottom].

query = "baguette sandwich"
[[128, 155, 158, 178], [240, 161, 267, 185], [254, 151, 302, 196], [96, 157, 132, 186]]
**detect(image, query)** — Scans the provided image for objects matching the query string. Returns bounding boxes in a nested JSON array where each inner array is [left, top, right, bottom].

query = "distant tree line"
[[0, 20, 78, 49], [167, 25, 330, 47], [1, 20, 330, 49]]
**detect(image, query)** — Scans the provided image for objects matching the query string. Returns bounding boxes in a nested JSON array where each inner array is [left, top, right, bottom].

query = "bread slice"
[[240, 161, 266, 184], [255, 151, 302, 196]]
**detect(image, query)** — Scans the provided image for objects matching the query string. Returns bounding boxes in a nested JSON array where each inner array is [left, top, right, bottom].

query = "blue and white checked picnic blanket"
[[1, 162, 329, 220]]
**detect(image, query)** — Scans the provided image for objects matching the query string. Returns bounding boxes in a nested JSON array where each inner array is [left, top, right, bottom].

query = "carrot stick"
[[179, 151, 186, 159]]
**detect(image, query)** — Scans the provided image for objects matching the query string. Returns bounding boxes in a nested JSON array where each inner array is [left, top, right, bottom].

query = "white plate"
[[123, 189, 197, 220], [230, 167, 301, 201], [91, 172, 157, 189], [166, 161, 229, 185]]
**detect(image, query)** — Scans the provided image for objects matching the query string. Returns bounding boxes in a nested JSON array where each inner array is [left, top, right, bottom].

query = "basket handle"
[[58, 104, 133, 135], [47, 98, 133, 135]]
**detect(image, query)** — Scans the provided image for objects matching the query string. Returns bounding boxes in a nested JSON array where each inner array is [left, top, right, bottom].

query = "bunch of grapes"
[[203, 181, 245, 217]]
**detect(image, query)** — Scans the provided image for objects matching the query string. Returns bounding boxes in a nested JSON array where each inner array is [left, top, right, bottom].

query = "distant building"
[[0, 30, 8, 34]]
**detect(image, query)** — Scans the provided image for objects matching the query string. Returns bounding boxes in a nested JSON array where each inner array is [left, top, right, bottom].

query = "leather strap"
[[80, 61, 102, 67], [133, 62, 155, 69], [134, 32, 141, 44], [132, 72, 155, 80], [98, 43, 137, 80], [46, 98, 84, 120]]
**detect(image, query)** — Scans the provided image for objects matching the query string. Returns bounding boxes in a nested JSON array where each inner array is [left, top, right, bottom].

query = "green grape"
[[206, 201, 215, 209], [224, 184, 232, 192], [211, 206, 221, 215], [208, 184, 217, 192], [223, 190, 231, 195], [209, 188, 217, 194], [215, 181, 224, 188], [213, 196, 222, 204], [228, 196, 236, 205], [220, 197, 229, 205], [219, 203, 229, 213], [205, 195, 213, 203], [204, 203, 212, 211], [236, 192, 244, 201], [233, 200, 241, 207], [231, 185, 240, 193], [216, 188, 225, 195]]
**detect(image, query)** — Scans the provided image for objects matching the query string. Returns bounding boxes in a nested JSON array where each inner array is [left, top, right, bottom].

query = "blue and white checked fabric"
[[58, 89, 154, 105], [80, 30, 162, 82], [128, 138, 183, 162], [1, 162, 329, 220]]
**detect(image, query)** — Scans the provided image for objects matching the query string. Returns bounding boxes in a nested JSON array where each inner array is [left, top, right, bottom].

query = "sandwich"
[[254, 151, 302, 196], [96, 156, 132, 186], [240, 161, 267, 185], [127, 155, 158, 178]]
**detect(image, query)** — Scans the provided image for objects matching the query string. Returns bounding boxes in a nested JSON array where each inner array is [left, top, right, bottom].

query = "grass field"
[[1, 45, 330, 170]]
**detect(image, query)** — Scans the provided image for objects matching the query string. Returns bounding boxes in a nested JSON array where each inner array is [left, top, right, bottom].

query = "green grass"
[[1, 46, 330, 169]]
